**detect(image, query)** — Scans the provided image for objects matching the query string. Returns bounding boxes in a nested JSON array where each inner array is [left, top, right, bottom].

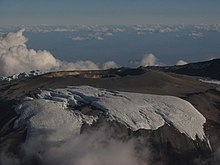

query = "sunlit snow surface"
[[15, 86, 206, 141]]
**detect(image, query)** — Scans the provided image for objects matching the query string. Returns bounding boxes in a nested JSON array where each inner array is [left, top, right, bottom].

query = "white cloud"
[[57, 60, 99, 71], [105, 32, 113, 36], [0, 125, 149, 165], [102, 61, 119, 70], [176, 60, 188, 66], [0, 29, 26, 48], [140, 53, 158, 67], [0, 29, 60, 76], [72, 36, 88, 41], [189, 32, 204, 39], [0, 30, 119, 76], [113, 28, 126, 33]]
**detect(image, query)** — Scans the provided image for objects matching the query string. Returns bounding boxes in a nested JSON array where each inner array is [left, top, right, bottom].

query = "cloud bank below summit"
[[0, 29, 119, 76], [0, 29, 198, 77]]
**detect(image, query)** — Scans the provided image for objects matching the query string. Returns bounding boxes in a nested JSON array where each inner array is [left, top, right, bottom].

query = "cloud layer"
[[0, 30, 118, 76]]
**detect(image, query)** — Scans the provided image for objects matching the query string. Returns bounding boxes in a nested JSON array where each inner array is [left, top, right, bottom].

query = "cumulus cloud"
[[140, 53, 158, 67], [0, 125, 149, 165], [102, 61, 119, 70], [0, 30, 117, 76], [0, 29, 60, 76], [176, 60, 188, 66]]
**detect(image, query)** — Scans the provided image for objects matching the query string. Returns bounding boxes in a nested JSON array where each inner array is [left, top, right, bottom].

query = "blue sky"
[[0, 0, 220, 25]]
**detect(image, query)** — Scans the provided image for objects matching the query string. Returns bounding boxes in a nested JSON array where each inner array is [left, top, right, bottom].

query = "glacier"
[[14, 86, 206, 142]]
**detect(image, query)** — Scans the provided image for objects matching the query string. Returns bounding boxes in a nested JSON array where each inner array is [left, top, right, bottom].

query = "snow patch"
[[67, 86, 206, 140], [199, 79, 220, 92], [14, 86, 207, 142], [199, 79, 220, 85], [0, 70, 42, 82]]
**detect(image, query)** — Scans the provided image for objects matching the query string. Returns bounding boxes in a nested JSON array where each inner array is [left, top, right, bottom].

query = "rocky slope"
[[0, 60, 220, 165]]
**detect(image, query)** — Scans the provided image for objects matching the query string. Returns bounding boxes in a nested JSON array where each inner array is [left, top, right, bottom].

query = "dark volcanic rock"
[[80, 117, 211, 165], [165, 59, 220, 80]]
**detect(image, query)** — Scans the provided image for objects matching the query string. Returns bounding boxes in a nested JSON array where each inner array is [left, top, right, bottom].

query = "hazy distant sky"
[[0, 0, 220, 25]]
